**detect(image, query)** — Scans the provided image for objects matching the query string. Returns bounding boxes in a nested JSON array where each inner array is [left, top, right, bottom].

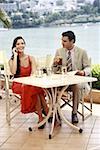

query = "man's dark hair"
[[62, 31, 76, 43]]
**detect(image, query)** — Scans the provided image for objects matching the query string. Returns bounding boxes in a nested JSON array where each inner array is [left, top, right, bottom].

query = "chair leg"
[[81, 96, 84, 121], [90, 89, 93, 114], [60, 88, 93, 122]]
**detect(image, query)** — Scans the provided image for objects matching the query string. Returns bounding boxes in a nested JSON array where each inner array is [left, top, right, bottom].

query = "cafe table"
[[13, 72, 97, 139]]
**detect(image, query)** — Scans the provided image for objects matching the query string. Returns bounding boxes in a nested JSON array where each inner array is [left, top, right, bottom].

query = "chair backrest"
[[45, 54, 54, 68], [35, 54, 54, 68], [36, 56, 46, 68], [0, 51, 20, 125], [0, 51, 4, 70], [0, 51, 11, 73], [0, 50, 12, 90]]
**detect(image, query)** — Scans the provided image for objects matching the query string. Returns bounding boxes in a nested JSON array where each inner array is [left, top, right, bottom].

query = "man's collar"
[[65, 46, 75, 52]]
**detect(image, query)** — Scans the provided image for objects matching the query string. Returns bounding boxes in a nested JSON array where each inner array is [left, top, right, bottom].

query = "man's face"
[[61, 36, 74, 50]]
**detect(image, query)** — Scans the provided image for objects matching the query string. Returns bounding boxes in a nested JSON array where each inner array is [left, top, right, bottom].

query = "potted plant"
[[84, 64, 100, 103], [92, 64, 100, 90]]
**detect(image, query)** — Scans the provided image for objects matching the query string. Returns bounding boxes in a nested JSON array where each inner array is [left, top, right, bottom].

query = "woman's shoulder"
[[26, 54, 35, 62], [28, 55, 34, 59]]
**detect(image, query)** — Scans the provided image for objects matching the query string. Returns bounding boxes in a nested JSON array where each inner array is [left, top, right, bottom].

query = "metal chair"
[[59, 59, 92, 121], [0, 51, 20, 125], [52, 59, 92, 121], [36, 54, 54, 74], [60, 83, 92, 121]]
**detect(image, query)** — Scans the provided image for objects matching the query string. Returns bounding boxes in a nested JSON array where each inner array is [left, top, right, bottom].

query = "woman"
[[9, 36, 48, 129]]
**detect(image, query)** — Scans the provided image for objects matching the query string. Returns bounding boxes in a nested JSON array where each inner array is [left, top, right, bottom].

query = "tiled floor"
[[0, 97, 100, 150]]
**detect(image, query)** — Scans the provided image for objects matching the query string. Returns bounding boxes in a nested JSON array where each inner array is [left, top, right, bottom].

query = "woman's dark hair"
[[11, 36, 25, 77], [62, 31, 76, 43]]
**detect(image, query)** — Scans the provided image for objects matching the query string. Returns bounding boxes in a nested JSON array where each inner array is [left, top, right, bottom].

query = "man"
[[53, 31, 90, 123]]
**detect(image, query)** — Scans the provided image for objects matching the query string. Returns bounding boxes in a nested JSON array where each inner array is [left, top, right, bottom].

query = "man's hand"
[[54, 56, 62, 65], [75, 70, 85, 76]]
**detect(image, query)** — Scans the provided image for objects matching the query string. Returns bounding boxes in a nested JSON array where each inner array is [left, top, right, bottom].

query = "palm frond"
[[0, 8, 12, 28]]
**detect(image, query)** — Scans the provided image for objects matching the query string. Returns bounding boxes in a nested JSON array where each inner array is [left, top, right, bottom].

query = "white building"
[[0, 2, 17, 12]]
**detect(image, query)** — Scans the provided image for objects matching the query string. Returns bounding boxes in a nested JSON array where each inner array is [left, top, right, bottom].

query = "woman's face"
[[15, 39, 25, 54]]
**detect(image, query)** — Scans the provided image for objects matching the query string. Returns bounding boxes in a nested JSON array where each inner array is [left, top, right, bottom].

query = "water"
[[0, 23, 100, 64]]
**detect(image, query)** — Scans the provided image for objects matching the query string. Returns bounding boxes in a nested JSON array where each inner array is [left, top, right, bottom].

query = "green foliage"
[[0, 64, 4, 70], [92, 64, 100, 90], [93, 0, 100, 13], [0, 8, 12, 28]]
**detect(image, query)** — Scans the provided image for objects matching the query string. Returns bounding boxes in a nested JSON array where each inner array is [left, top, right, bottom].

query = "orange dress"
[[12, 56, 44, 113]]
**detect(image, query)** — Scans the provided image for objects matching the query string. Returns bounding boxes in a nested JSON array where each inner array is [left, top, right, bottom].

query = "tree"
[[56, 0, 64, 6], [0, 8, 12, 28], [0, 0, 6, 2], [93, 0, 100, 13]]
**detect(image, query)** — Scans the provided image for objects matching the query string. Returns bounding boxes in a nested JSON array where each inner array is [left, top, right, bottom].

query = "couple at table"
[[9, 31, 90, 127]]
